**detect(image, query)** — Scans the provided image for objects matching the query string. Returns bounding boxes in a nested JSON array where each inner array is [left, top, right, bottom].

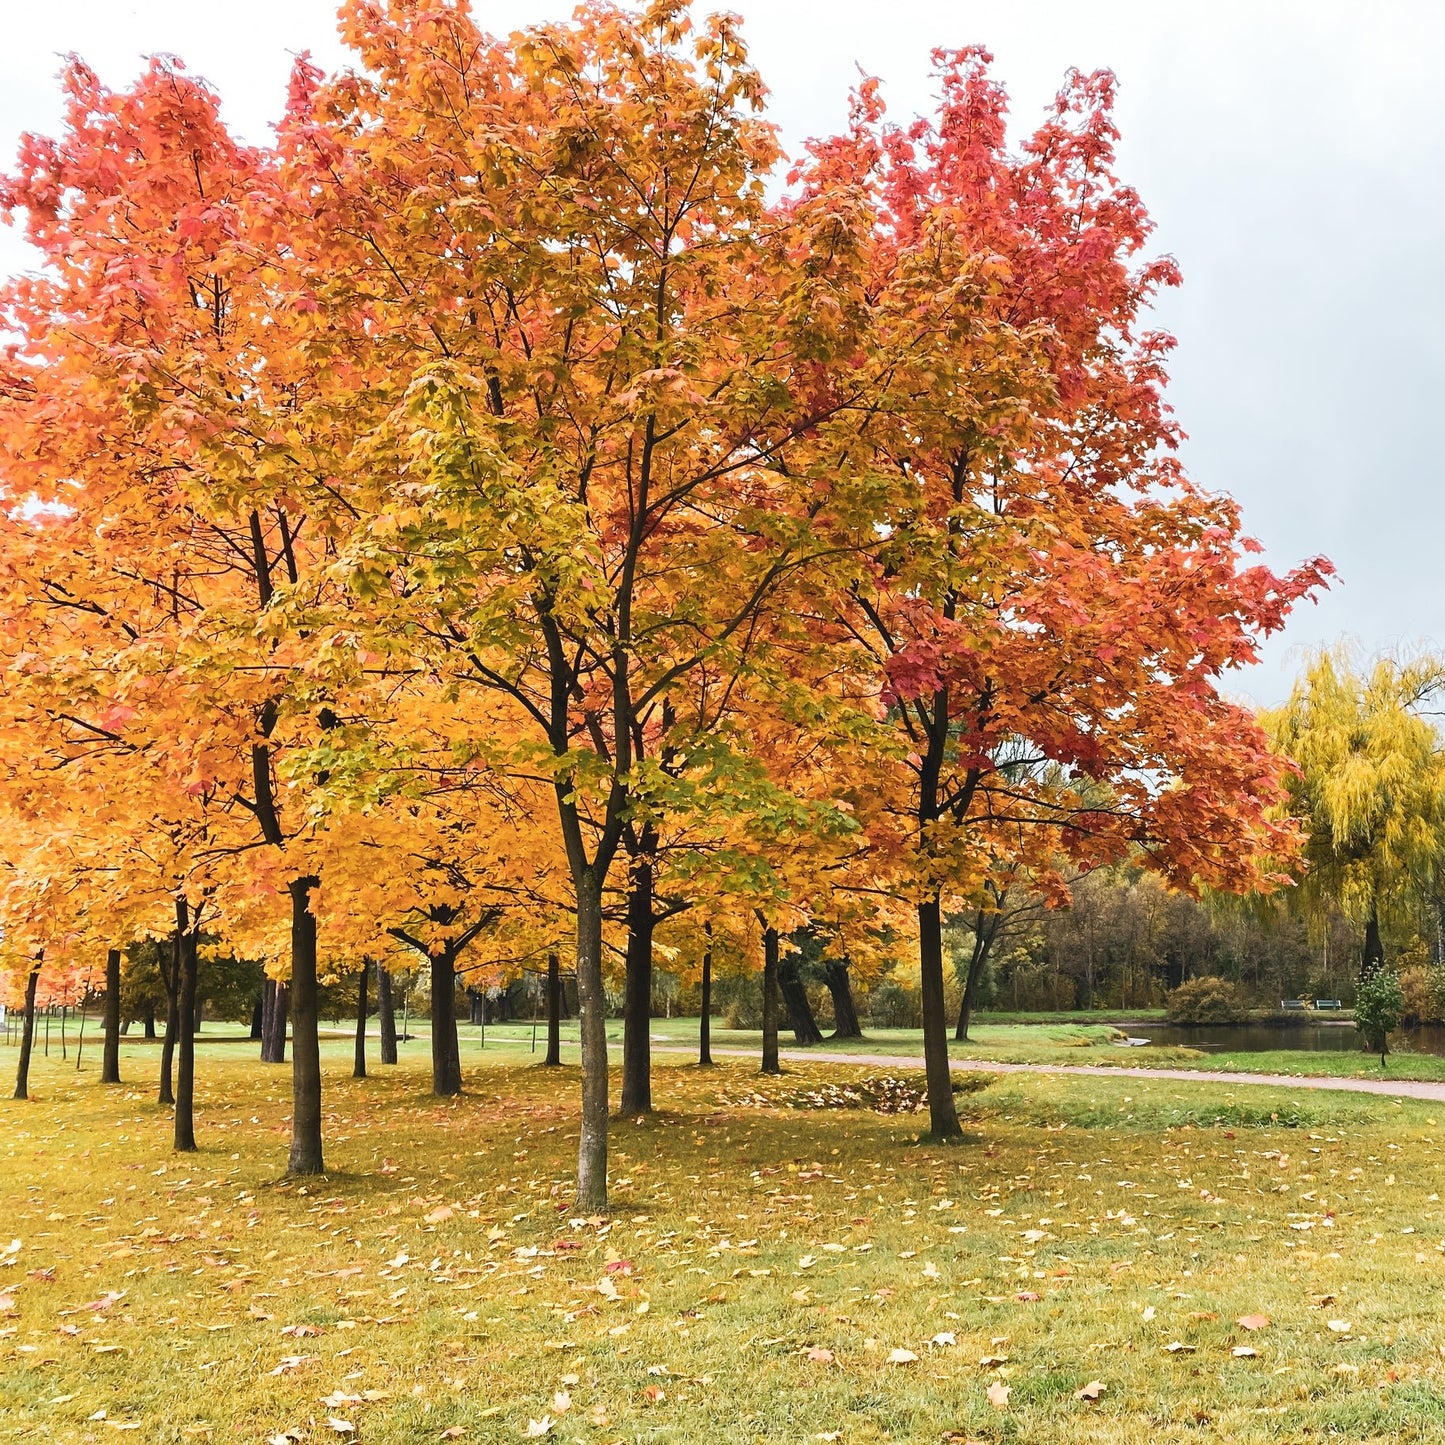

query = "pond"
[[1116, 1021, 1445, 1056]]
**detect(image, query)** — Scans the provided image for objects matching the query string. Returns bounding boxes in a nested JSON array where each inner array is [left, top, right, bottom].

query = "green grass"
[[4, 1035, 1445, 1442]]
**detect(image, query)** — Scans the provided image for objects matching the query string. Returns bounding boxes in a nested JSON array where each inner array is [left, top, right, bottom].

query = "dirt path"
[[671, 1046, 1445, 1104]]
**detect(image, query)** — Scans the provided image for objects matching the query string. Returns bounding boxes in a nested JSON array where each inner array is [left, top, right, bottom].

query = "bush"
[[1165, 976, 1247, 1025], [1397, 964, 1445, 1025], [1355, 968, 1404, 1064]]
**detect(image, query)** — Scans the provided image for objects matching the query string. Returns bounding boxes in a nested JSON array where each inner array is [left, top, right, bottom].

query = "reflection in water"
[[1121, 1022, 1445, 1056]]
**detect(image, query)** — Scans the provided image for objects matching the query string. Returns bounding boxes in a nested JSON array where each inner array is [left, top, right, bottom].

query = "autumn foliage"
[[0, 0, 1327, 1201]]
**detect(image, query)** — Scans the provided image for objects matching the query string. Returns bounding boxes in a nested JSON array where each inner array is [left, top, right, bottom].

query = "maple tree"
[[784, 50, 1331, 1138]]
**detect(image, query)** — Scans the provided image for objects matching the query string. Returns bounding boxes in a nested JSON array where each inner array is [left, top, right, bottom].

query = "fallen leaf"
[[524, 1417, 553, 1438], [1327, 1320, 1352, 1334], [930, 1332, 956, 1347], [1232, 1347, 1258, 1358], [1236, 1314, 1270, 1331], [986, 1381, 1011, 1410], [326, 1421, 354, 1436], [439, 1430, 467, 1441], [806, 1347, 835, 1364], [1164, 1342, 1196, 1354], [1075, 1380, 1106, 1401], [887, 1348, 918, 1365]]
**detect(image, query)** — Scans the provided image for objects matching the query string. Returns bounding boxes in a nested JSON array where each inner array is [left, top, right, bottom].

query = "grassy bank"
[[4, 1038, 1445, 1442]]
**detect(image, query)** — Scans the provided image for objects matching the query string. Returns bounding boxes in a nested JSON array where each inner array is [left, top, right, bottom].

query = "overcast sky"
[[4, 1, 1442, 704]]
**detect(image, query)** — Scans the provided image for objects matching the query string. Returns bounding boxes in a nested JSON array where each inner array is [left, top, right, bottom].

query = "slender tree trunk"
[[353, 960, 368, 1080], [761, 926, 781, 1075], [620, 858, 655, 1115], [825, 959, 863, 1040], [377, 967, 398, 1065], [575, 870, 609, 1211], [249, 994, 264, 1041], [544, 952, 562, 1067], [430, 948, 461, 1096], [955, 925, 991, 1043], [12, 967, 40, 1100], [143, 1009, 156, 1040], [158, 934, 180, 1108], [698, 929, 713, 1066], [174, 909, 198, 1153], [101, 948, 122, 1085], [287, 877, 324, 1175], [917, 895, 962, 1140]]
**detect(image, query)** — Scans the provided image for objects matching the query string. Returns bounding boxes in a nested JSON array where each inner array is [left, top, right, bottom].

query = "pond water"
[[1116, 1021, 1445, 1056]]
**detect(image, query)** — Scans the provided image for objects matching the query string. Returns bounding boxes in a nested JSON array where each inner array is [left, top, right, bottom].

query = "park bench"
[[1280, 999, 1308, 1010], [1314, 999, 1343, 1010]]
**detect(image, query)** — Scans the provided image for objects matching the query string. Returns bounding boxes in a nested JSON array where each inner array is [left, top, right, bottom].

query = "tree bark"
[[620, 857, 655, 1115], [101, 947, 122, 1084], [158, 933, 180, 1108], [430, 948, 461, 1096], [824, 959, 863, 1040], [918, 895, 962, 1140], [12, 966, 39, 1100], [760, 926, 781, 1075], [249, 993, 264, 1041], [954, 916, 996, 1043], [261, 977, 288, 1063], [353, 960, 368, 1080], [575, 870, 609, 1211], [778, 953, 824, 1045], [698, 929, 713, 1066], [377, 967, 398, 1064], [174, 907, 199, 1152], [287, 877, 325, 1175], [143, 1009, 156, 1040], [1361, 910, 1385, 981], [544, 952, 562, 1066]]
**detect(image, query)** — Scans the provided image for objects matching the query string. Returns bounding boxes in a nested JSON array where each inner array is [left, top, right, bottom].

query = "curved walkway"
[[692, 1046, 1445, 1104]]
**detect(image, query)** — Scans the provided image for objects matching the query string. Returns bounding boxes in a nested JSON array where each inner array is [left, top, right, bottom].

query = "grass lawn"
[[4, 1036, 1445, 1443]]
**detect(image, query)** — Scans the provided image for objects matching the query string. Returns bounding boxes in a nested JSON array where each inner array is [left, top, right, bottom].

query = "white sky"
[[4, 1, 1443, 703]]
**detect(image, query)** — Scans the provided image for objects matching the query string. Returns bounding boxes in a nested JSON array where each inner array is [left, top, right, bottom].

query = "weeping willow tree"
[[1265, 648, 1445, 980]]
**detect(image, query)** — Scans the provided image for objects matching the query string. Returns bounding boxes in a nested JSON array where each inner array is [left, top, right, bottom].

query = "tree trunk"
[[143, 1009, 156, 1040], [824, 959, 862, 1039], [954, 921, 993, 1043], [249, 993, 264, 1041], [760, 926, 781, 1075], [544, 952, 562, 1067], [287, 877, 325, 1175], [698, 930, 713, 1066], [620, 858, 655, 1115], [917, 895, 962, 1140], [261, 977, 288, 1064], [101, 948, 122, 1085], [430, 948, 461, 1096], [12, 966, 39, 1100], [1361, 910, 1385, 981], [377, 967, 398, 1064], [778, 954, 824, 1045], [575, 870, 609, 1211], [158, 933, 180, 1108], [174, 908, 199, 1153], [353, 960, 368, 1080]]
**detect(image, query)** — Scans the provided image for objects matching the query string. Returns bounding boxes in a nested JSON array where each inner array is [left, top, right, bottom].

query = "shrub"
[[1355, 969, 1404, 1065], [1397, 964, 1445, 1025], [1165, 976, 1247, 1025]]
